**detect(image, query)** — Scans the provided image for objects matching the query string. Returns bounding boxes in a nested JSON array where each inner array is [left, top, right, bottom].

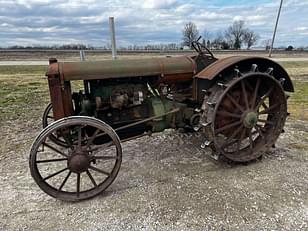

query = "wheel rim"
[[42, 103, 68, 147], [30, 116, 122, 201], [212, 73, 287, 162], [42, 103, 53, 128]]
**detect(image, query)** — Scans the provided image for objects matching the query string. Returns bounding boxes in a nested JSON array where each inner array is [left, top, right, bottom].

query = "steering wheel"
[[191, 36, 215, 58]]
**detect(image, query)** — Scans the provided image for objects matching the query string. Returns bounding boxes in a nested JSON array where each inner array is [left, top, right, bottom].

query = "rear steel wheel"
[[203, 69, 287, 162], [30, 116, 122, 201]]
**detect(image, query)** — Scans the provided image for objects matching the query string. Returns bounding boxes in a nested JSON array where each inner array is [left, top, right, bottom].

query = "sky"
[[0, 0, 307, 48]]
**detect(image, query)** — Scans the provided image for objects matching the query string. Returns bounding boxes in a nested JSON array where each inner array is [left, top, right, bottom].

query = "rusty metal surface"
[[47, 74, 65, 120], [195, 56, 244, 80], [49, 56, 197, 81], [195, 56, 294, 92], [209, 73, 288, 162], [47, 59, 74, 120]]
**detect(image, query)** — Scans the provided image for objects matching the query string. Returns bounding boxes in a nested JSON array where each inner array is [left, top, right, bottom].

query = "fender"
[[194, 56, 294, 92]]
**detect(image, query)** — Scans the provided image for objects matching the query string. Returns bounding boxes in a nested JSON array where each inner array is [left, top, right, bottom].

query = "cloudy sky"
[[0, 0, 307, 48]]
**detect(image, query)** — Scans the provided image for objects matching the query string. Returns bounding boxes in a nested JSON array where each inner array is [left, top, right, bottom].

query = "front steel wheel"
[[30, 116, 122, 201], [42, 103, 68, 147]]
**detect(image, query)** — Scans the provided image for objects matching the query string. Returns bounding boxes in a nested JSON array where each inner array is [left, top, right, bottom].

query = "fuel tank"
[[47, 56, 198, 81]]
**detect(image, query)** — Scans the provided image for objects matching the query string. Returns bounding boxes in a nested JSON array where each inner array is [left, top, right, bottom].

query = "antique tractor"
[[29, 40, 294, 201]]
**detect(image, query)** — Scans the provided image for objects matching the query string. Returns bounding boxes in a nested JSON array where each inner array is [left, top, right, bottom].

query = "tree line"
[[3, 44, 92, 50], [2, 20, 304, 51], [182, 20, 260, 50]]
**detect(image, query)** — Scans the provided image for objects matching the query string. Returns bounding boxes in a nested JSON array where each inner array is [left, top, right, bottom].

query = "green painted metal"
[[243, 111, 258, 128], [150, 98, 175, 132]]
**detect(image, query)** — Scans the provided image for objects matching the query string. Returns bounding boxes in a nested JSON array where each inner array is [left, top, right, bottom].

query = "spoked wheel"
[[42, 103, 67, 147], [209, 72, 287, 162], [30, 116, 122, 201]]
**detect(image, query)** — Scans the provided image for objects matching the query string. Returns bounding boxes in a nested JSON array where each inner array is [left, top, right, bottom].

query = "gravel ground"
[[0, 112, 307, 231]]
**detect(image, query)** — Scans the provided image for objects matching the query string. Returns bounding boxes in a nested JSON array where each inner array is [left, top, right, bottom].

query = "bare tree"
[[203, 30, 211, 41], [212, 31, 224, 49], [262, 39, 272, 51], [211, 31, 230, 50], [243, 30, 260, 49], [182, 22, 199, 48], [203, 29, 212, 48], [225, 20, 247, 49]]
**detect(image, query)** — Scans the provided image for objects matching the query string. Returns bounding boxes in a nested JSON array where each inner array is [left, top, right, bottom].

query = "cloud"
[[295, 27, 308, 31], [142, 0, 178, 9], [0, 0, 307, 47]]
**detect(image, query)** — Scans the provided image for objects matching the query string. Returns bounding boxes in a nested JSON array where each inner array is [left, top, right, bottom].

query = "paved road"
[[0, 61, 49, 65]]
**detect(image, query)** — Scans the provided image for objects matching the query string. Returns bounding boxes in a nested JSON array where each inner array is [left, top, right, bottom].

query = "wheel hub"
[[68, 151, 90, 173], [243, 111, 258, 128]]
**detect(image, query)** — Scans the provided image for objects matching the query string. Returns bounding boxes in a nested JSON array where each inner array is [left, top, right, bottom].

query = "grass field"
[[0, 60, 307, 122], [279, 61, 308, 121]]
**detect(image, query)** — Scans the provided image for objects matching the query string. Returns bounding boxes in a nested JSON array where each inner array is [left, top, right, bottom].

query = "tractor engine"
[[73, 79, 195, 139]]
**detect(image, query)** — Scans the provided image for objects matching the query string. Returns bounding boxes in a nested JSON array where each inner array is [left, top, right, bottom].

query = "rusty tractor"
[[29, 39, 293, 201]]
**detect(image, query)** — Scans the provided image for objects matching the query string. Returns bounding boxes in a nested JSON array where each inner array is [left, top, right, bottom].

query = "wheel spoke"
[[249, 131, 253, 150], [216, 110, 241, 119], [77, 173, 81, 197], [61, 133, 74, 150], [251, 78, 261, 109], [43, 167, 68, 181], [89, 166, 111, 176], [58, 171, 71, 191], [36, 158, 67, 163], [222, 139, 238, 150], [47, 116, 54, 119], [77, 126, 82, 148], [262, 102, 268, 110], [43, 142, 67, 157], [254, 125, 264, 138], [259, 103, 280, 114], [215, 121, 242, 134], [85, 129, 100, 149], [237, 128, 247, 152], [241, 80, 249, 109], [221, 125, 244, 149], [86, 170, 97, 187], [258, 119, 275, 125], [256, 124, 266, 131], [92, 155, 118, 160], [90, 141, 114, 152], [255, 86, 274, 110], [226, 93, 244, 112], [95, 131, 108, 139]]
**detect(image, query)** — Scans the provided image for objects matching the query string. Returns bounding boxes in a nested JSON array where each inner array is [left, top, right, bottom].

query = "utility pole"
[[79, 50, 89, 94], [79, 50, 85, 61], [109, 17, 117, 60], [269, 0, 283, 57]]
